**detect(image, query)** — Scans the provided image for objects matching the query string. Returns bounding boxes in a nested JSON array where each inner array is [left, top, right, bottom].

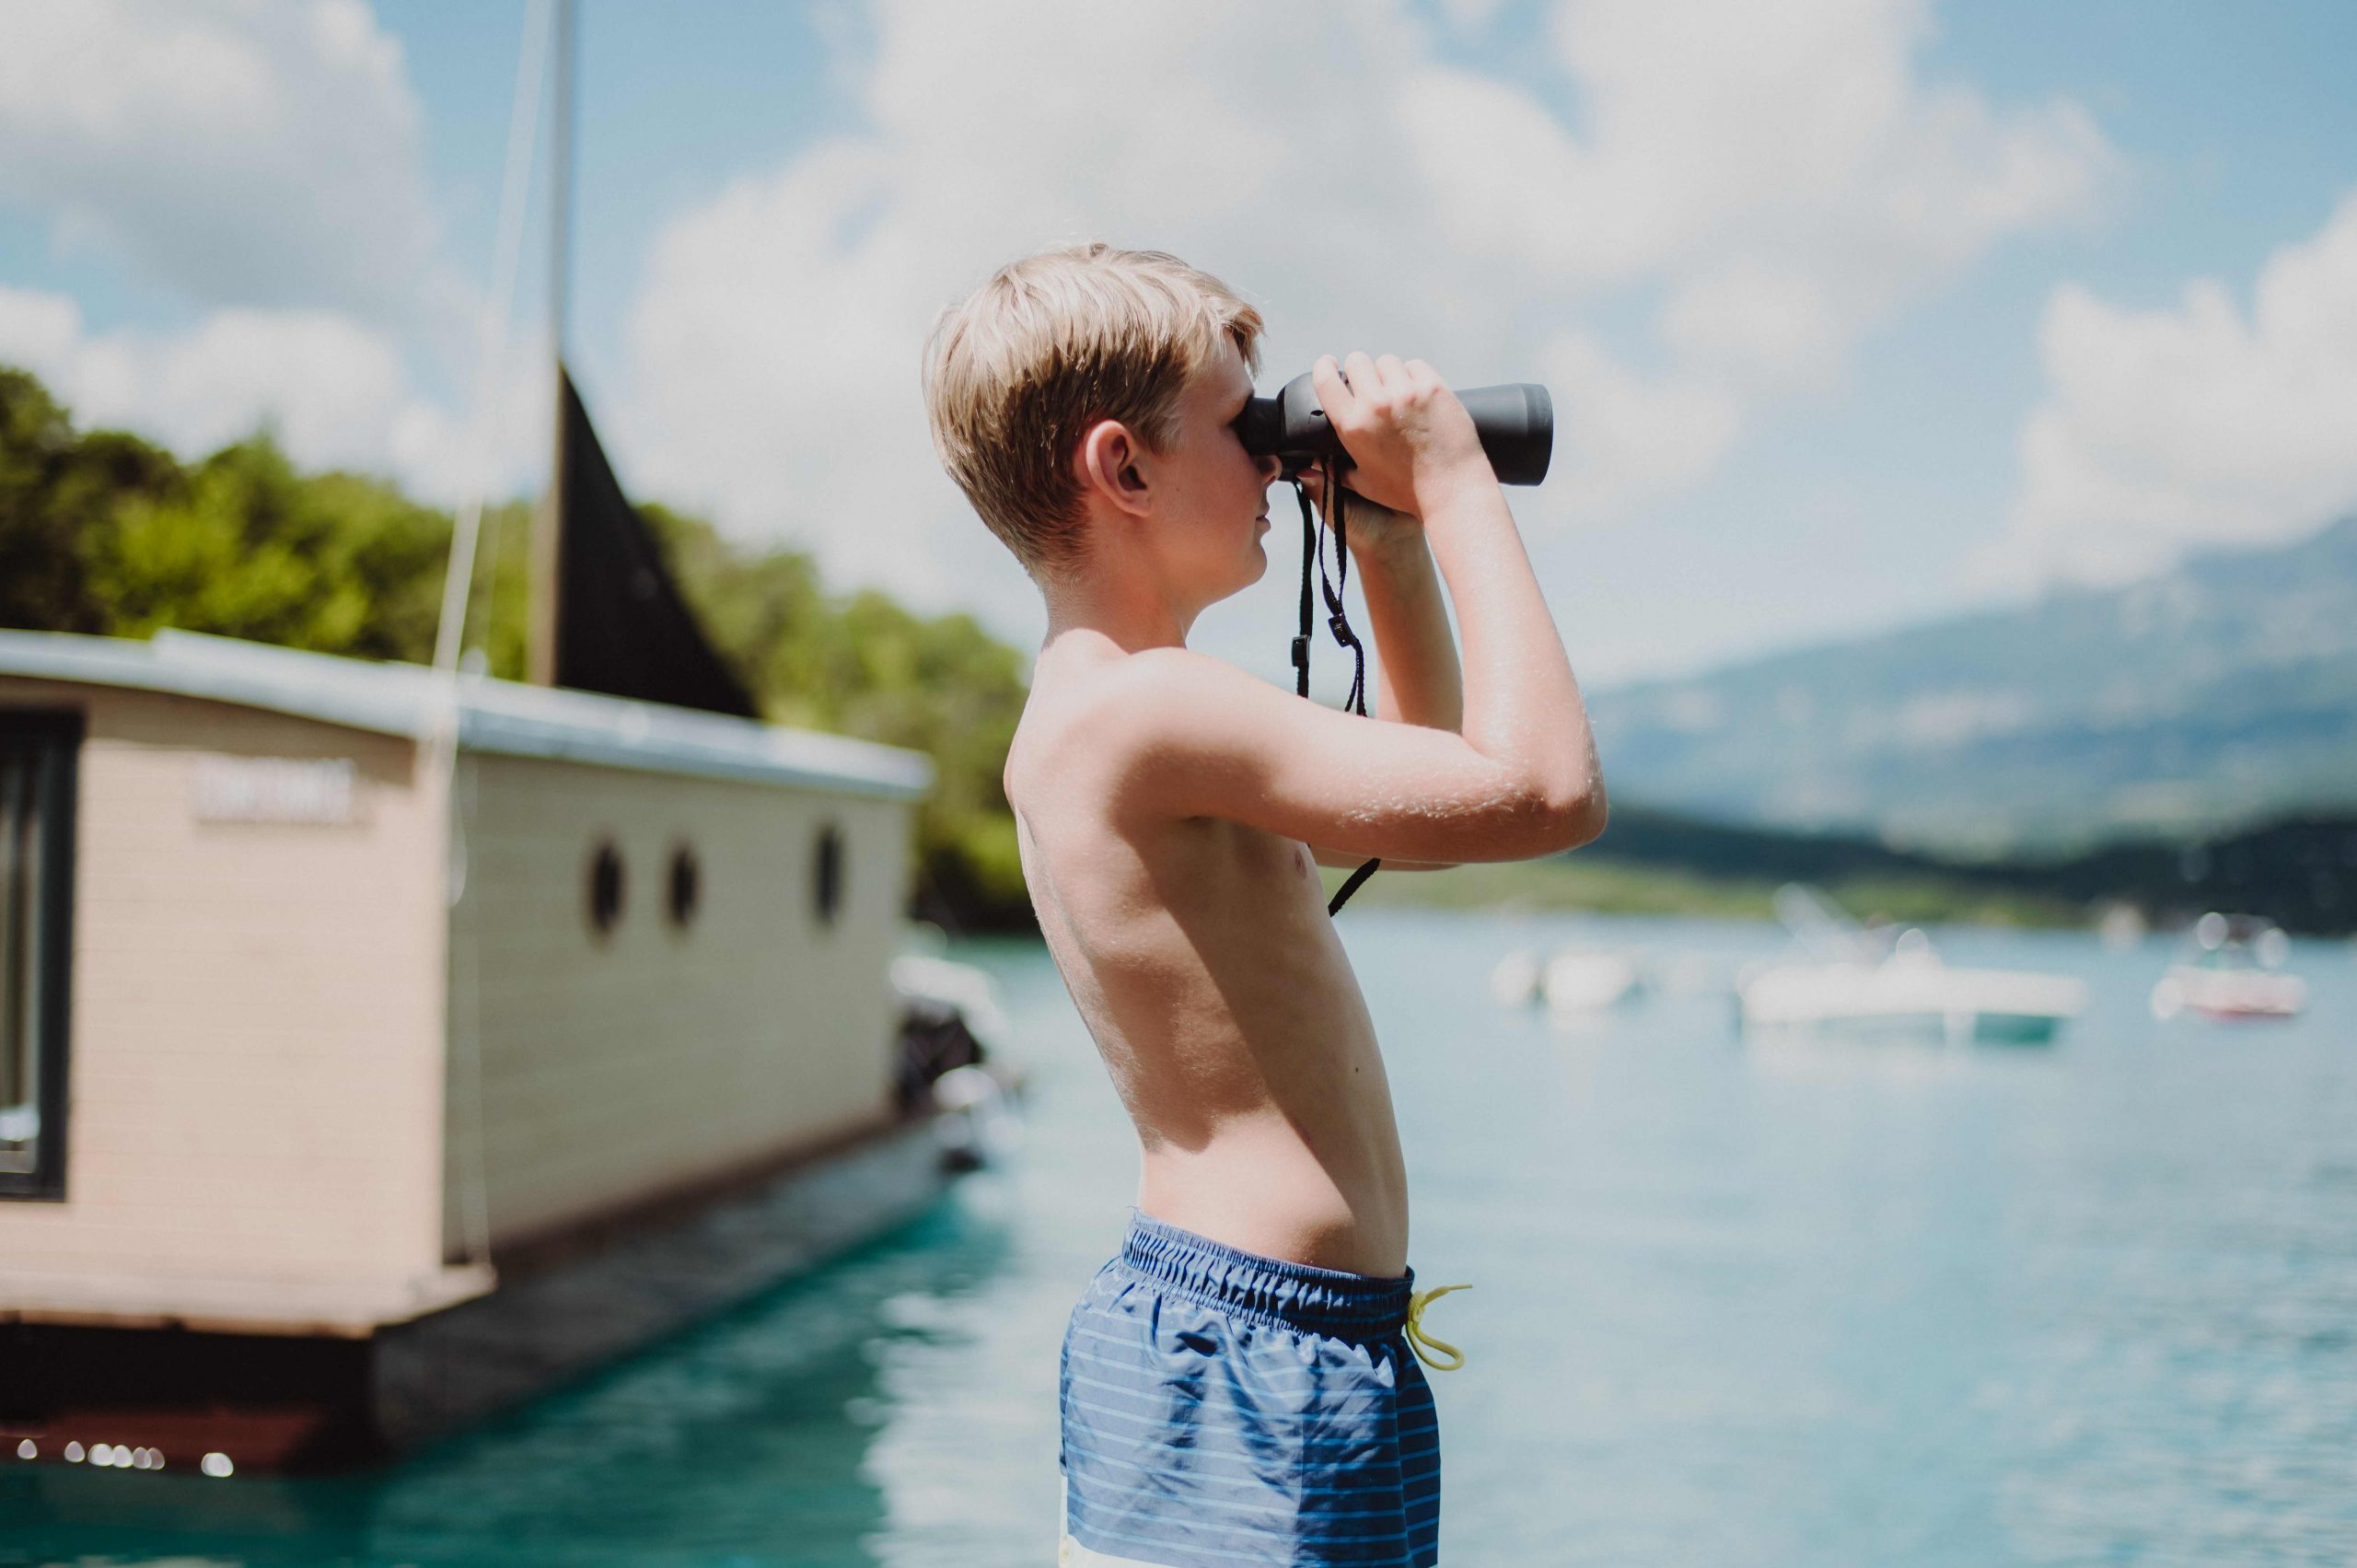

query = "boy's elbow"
[[1541, 773, 1608, 852], [1493, 769, 1605, 856]]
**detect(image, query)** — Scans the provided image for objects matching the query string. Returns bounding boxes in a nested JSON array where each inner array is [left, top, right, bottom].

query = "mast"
[[511, 0, 751, 719], [527, 0, 575, 688]]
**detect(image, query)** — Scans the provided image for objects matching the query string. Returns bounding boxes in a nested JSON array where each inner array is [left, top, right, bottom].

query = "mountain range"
[[1587, 517, 2357, 858]]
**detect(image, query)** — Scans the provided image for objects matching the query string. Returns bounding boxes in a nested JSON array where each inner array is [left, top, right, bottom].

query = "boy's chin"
[[1207, 549, 1269, 601]]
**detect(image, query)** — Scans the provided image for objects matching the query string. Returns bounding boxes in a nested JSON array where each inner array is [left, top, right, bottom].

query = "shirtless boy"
[[923, 243, 1605, 1567]]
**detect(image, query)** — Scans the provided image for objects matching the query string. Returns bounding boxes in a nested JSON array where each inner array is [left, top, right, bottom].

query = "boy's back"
[[1005, 639, 1410, 1276]]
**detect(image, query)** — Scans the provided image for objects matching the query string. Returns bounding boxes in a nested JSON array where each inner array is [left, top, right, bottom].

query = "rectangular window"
[[1, 710, 79, 1201]]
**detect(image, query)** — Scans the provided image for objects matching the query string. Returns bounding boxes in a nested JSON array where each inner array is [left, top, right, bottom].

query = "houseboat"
[[0, 624, 979, 1472]]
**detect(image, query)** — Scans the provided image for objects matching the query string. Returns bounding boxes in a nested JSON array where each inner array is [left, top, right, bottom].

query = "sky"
[[2, 0, 2353, 691]]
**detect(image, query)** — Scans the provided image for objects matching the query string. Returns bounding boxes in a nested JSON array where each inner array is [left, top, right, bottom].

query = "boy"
[[923, 243, 1605, 1567]]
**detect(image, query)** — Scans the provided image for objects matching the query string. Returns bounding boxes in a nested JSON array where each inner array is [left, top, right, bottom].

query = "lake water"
[[7, 911, 2357, 1566]]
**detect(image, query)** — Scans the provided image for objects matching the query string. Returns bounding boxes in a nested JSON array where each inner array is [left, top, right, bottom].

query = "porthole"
[[813, 821, 844, 928], [586, 838, 625, 938], [667, 841, 700, 930]]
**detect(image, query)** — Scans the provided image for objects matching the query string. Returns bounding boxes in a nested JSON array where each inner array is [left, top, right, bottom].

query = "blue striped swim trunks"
[[1058, 1208, 1442, 1567]]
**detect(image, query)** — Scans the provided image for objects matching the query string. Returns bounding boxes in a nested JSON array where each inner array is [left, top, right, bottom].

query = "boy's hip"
[[1099, 1205, 1419, 1337], [1055, 1208, 1442, 1568]]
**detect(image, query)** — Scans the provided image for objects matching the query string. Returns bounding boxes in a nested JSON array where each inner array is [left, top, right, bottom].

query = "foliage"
[[641, 505, 1029, 929], [0, 364, 1037, 931], [0, 368, 179, 633], [99, 442, 453, 659]]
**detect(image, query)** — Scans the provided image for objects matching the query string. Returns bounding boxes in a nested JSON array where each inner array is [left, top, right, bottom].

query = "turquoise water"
[[7, 911, 2357, 1565]]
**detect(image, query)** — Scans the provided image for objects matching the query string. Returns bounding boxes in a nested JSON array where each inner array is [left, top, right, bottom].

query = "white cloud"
[[0, 0, 2114, 675], [2003, 191, 2357, 583], [0, 3, 548, 510], [616, 0, 2111, 655], [1540, 333, 1744, 517], [0, 0, 450, 329], [0, 284, 544, 505]]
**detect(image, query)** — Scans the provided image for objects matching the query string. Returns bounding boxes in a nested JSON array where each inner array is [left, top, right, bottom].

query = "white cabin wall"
[[445, 750, 911, 1257], [0, 679, 448, 1304]]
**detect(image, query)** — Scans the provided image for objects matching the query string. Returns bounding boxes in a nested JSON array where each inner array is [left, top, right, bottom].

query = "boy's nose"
[[1254, 451, 1282, 483]]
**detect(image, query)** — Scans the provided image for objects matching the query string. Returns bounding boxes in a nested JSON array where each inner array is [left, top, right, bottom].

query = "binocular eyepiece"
[[1232, 371, 1554, 486]]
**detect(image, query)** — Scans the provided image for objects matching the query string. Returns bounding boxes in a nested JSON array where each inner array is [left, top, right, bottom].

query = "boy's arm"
[[1100, 644, 1593, 868], [1308, 525, 1465, 871], [1356, 494, 1466, 736], [1107, 352, 1603, 871]]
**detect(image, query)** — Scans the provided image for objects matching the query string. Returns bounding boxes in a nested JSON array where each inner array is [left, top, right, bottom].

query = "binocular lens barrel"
[[1235, 372, 1553, 486]]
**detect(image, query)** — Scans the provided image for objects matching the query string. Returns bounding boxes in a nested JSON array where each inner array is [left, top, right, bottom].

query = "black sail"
[[550, 366, 759, 718]]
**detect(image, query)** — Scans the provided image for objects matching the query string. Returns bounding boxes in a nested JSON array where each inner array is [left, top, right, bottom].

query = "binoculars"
[[1233, 370, 1553, 486]]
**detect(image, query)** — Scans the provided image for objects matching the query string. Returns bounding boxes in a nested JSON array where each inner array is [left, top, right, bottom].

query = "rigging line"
[[431, 0, 552, 684], [470, 503, 508, 670], [424, 0, 554, 1274]]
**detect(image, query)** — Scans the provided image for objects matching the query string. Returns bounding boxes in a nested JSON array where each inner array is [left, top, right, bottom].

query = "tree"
[[0, 368, 180, 633], [641, 505, 1031, 930], [92, 439, 448, 659]]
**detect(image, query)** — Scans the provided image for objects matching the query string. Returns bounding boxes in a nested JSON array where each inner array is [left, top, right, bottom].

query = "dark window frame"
[[586, 835, 625, 941], [665, 839, 700, 932], [813, 820, 844, 930], [1, 708, 80, 1202]]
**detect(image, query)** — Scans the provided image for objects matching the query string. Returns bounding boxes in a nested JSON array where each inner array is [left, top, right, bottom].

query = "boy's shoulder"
[[1097, 646, 1264, 741], [1028, 645, 1217, 724], [1007, 646, 1225, 798]]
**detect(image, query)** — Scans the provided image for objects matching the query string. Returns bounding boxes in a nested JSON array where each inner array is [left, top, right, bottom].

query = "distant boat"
[[1542, 949, 1644, 1017], [889, 952, 1025, 1169], [2150, 912, 2307, 1022], [1737, 885, 2087, 1045], [1489, 946, 1545, 1007], [1488, 945, 1643, 1015]]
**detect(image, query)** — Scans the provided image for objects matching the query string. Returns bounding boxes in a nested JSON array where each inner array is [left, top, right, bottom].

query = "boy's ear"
[[1077, 418, 1152, 519]]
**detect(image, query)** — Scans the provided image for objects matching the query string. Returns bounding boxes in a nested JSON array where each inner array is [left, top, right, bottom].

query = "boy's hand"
[[1310, 353, 1490, 518]]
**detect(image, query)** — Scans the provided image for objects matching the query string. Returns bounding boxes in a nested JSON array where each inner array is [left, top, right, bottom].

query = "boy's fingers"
[[1342, 352, 1380, 413], [1405, 357, 1442, 390], [1311, 354, 1353, 416], [1376, 353, 1409, 391]]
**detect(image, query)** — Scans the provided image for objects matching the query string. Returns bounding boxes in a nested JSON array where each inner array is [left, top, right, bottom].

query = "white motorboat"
[[889, 942, 1027, 1167], [1489, 947, 1545, 1007], [1489, 944, 1644, 1015], [2150, 912, 2307, 1022], [1737, 886, 2087, 1045], [1542, 949, 1644, 1016]]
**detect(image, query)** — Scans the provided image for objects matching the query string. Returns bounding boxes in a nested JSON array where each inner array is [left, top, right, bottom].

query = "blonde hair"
[[923, 242, 1264, 583]]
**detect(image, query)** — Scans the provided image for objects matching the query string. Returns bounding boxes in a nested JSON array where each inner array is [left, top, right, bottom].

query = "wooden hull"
[[1, 1115, 956, 1475]]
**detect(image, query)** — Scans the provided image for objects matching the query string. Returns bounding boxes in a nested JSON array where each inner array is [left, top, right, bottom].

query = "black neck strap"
[[1293, 457, 1381, 918]]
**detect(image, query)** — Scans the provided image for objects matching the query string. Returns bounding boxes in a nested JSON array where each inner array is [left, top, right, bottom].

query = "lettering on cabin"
[[191, 756, 364, 825]]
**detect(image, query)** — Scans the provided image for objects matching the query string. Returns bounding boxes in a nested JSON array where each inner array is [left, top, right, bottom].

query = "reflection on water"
[[6, 912, 2356, 1566], [1, 1203, 1022, 1568]]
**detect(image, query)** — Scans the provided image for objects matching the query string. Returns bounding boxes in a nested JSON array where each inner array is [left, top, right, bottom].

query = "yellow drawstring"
[[1405, 1282, 1471, 1372]]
